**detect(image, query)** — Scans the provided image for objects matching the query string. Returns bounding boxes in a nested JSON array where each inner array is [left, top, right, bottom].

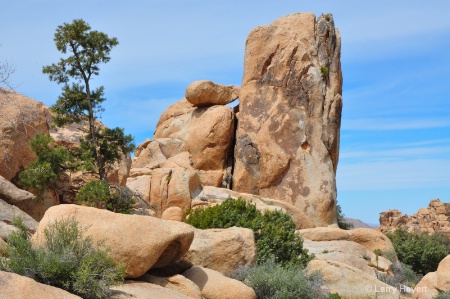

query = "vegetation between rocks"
[[386, 227, 450, 275], [0, 217, 125, 298], [435, 291, 450, 299], [186, 197, 313, 267], [233, 260, 328, 299]]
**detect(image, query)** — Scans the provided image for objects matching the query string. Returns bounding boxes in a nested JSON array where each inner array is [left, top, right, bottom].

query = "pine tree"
[[43, 19, 134, 182]]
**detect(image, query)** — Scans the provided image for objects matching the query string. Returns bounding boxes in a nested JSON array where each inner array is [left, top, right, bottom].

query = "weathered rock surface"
[[298, 227, 395, 253], [437, 255, 450, 291], [306, 259, 400, 298], [0, 198, 38, 241], [138, 273, 202, 299], [303, 239, 392, 276], [194, 186, 315, 229], [0, 174, 58, 221], [0, 89, 51, 181], [161, 206, 184, 222], [32, 204, 194, 278], [233, 13, 342, 227], [183, 266, 256, 299], [185, 80, 240, 106], [379, 199, 450, 236], [111, 280, 194, 299], [412, 272, 440, 299], [0, 271, 81, 299], [181, 227, 257, 274], [127, 168, 202, 216], [154, 99, 235, 188], [412, 255, 450, 298]]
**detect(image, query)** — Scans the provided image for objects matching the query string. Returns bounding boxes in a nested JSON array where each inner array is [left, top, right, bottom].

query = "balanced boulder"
[[185, 80, 240, 106]]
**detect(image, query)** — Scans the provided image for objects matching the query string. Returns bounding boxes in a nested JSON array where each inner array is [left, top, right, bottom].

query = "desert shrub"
[[240, 260, 328, 299], [386, 228, 450, 275], [379, 262, 422, 293], [435, 291, 450, 299], [186, 197, 313, 266], [76, 180, 135, 214], [0, 217, 125, 298]]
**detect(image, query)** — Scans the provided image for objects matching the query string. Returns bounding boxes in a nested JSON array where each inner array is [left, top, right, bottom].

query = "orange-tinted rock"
[[154, 99, 235, 187], [233, 13, 342, 227], [185, 80, 240, 106], [0, 89, 50, 181], [32, 205, 194, 278]]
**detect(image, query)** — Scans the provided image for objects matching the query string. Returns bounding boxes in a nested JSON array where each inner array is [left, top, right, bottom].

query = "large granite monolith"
[[233, 13, 343, 226]]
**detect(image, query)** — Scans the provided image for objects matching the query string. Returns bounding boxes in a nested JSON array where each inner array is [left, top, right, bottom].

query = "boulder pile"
[[379, 198, 450, 236]]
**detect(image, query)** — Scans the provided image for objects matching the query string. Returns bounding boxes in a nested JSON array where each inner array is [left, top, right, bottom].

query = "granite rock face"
[[233, 13, 342, 227]]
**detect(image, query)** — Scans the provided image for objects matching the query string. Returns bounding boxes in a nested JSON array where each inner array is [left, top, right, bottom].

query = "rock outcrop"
[[233, 13, 342, 227], [0, 88, 51, 182], [181, 227, 257, 274], [183, 266, 256, 299], [153, 99, 235, 188], [306, 259, 400, 299], [0, 198, 38, 242], [32, 205, 194, 278], [0, 271, 81, 299], [379, 199, 450, 236], [298, 227, 396, 253], [112, 280, 195, 299], [412, 254, 450, 299], [185, 80, 240, 106], [0, 174, 58, 221]]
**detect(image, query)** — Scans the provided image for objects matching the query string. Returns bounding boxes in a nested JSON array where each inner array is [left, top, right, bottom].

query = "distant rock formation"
[[233, 13, 342, 227], [379, 198, 450, 236]]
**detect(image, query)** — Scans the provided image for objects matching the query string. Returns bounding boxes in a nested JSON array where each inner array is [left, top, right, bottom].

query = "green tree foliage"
[[42, 19, 134, 182], [186, 198, 313, 267], [386, 228, 450, 275], [18, 133, 72, 198], [336, 203, 353, 230], [0, 217, 125, 298], [76, 180, 135, 214]]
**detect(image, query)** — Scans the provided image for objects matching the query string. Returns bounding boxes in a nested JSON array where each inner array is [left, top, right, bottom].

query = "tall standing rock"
[[233, 13, 342, 226]]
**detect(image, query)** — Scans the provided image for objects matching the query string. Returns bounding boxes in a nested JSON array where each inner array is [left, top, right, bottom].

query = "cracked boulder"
[[233, 13, 343, 227], [154, 98, 235, 188]]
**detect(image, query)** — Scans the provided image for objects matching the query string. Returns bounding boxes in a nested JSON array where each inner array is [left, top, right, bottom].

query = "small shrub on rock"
[[386, 228, 450, 275], [186, 197, 313, 267], [238, 260, 328, 299], [76, 180, 135, 214], [0, 217, 125, 299]]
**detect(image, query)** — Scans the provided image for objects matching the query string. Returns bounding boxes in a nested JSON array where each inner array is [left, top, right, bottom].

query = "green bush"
[[336, 204, 353, 230], [0, 217, 125, 298], [386, 228, 450, 275], [238, 261, 328, 299], [186, 197, 313, 267], [19, 133, 72, 198], [379, 262, 422, 293], [76, 180, 135, 214], [435, 291, 450, 299]]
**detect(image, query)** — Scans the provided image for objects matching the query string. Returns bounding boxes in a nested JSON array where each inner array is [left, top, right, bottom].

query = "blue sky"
[[1, 1, 449, 224]]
